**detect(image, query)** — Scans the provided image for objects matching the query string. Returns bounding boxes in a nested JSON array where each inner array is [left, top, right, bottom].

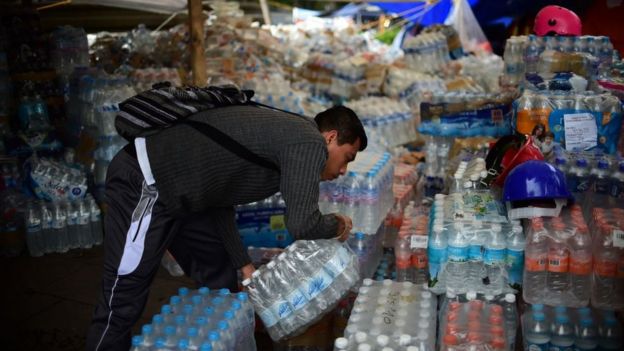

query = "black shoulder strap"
[[181, 119, 279, 172]]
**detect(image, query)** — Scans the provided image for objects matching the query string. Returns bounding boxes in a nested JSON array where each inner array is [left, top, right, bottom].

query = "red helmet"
[[534, 5, 582, 36]]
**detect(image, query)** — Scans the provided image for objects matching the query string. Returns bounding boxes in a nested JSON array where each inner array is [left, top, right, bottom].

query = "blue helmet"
[[503, 160, 572, 219]]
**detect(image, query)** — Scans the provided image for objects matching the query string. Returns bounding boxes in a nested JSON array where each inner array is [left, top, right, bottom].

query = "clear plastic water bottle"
[[575, 318, 598, 351], [40, 202, 54, 254], [503, 293, 517, 350], [592, 160, 611, 195], [567, 158, 590, 202], [66, 201, 79, 249], [343, 171, 361, 225], [275, 252, 313, 328], [551, 314, 574, 351], [609, 162, 624, 199], [395, 232, 412, 282], [52, 202, 69, 253], [77, 198, 92, 248], [547, 222, 570, 299], [446, 222, 469, 293], [247, 271, 282, 340], [483, 224, 506, 294], [507, 224, 526, 287], [569, 225, 592, 304], [524, 312, 551, 351], [525, 35, 540, 73], [88, 196, 103, 245], [25, 201, 44, 257], [524, 220, 548, 303], [598, 316, 623, 350], [428, 224, 447, 281]]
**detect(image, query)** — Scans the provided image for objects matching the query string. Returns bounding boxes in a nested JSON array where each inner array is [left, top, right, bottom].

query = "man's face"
[[321, 130, 360, 181]]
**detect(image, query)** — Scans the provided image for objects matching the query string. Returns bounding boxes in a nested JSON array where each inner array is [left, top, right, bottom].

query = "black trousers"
[[86, 147, 237, 351]]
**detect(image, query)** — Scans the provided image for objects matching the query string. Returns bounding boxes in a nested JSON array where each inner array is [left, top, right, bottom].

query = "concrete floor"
[[0, 246, 196, 351]]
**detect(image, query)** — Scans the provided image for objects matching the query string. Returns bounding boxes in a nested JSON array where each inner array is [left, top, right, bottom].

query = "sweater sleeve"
[[211, 206, 252, 269], [278, 142, 339, 240]]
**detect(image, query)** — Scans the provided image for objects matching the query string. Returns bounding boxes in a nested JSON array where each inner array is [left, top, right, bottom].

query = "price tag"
[[613, 229, 624, 248], [410, 235, 429, 249]]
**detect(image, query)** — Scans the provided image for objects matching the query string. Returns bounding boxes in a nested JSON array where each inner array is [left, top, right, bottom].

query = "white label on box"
[[613, 229, 624, 248], [564, 113, 597, 151], [410, 235, 429, 249]]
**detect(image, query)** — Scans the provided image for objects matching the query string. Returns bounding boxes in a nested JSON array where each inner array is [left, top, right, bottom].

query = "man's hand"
[[240, 263, 256, 282], [335, 214, 353, 242]]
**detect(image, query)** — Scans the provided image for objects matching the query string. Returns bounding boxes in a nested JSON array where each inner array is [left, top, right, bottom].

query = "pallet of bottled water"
[[522, 304, 623, 351], [244, 239, 359, 341], [523, 211, 592, 308], [336, 279, 437, 351], [439, 291, 518, 351], [427, 193, 518, 296], [131, 287, 256, 351]]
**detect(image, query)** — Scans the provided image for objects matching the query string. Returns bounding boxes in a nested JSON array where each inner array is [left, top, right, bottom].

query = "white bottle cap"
[[398, 310, 409, 318], [334, 337, 348, 349], [377, 335, 390, 346], [406, 347, 419, 351], [402, 281, 414, 288], [505, 293, 516, 303], [480, 170, 488, 179], [359, 287, 370, 295], [381, 348, 394, 351], [380, 288, 391, 296], [277, 252, 287, 260], [446, 291, 456, 299], [469, 174, 479, 182], [353, 306, 365, 314], [363, 278, 373, 286], [373, 317, 383, 325], [242, 278, 251, 287], [417, 331, 429, 340], [467, 291, 477, 300], [357, 344, 372, 351], [485, 294, 494, 301], [418, 320, 429, 329], [420, 310, 431, 319], [421, 291, 432, 299], [400, 290, 411, 298], [434, 194, 446, 200], [375, 307, 385, 315], [399, 334, 412, 346], [266, 261, 276, 269], [355, 332, 368, 343], [383, 279, 393, 286], [251, 270, 261, 279], [454, 173, 463, 180], [345, 325, 357, 337], [463, 181, 473, 189]]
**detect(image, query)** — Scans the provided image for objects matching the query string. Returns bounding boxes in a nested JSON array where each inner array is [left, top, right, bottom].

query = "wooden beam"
[[188, 0, 206, 86], [258, 0, 271, 25]]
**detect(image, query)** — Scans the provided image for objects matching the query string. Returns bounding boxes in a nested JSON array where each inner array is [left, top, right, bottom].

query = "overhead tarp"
[[72, 0, 187, 14], [328, 3, 384, 18], [370, 0, 476, 27]]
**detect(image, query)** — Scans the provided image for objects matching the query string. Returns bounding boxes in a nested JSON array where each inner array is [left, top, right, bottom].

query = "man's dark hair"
[[314, 106, 367, 151]]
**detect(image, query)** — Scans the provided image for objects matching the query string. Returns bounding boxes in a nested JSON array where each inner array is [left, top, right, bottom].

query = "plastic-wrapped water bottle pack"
[[245, 239, 360, 341], [131, 287, 256, 351], [336, 279, 437, 351]]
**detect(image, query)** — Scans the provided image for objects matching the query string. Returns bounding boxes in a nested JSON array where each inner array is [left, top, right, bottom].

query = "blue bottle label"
[[484, 248, 507, 265], [286, 288, 309, 311], [447, 245, 469, 262], [324, 248, 350, 278], [468, 244, 483, 261], [269, 299, 292, 320], [428, 246, 447, 263], [507, 248, 525, 270], [307, 268, 332, 298]]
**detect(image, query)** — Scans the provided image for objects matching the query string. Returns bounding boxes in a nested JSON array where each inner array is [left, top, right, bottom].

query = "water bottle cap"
[[200, 342, 213, 351], [420, 310, 431, 319], [355, 232, 366, 240], [142, 324, 153, 334], [187, 327, 198, 337], [236, 292, 248, 301], [395, 319, 407, 328], [505, 294, 516, 303], [195, 316, 207, 325], [131, 335, 143, 346], [183, 304, 193, 314], [533, 312, 546, 321], [334, 337, 348, 349], [192, 295, 202, 305], [155, 338, 166, 348], [532, 304, 544, 311], [418, 320, 429, 329], [170, 295, 181, 305], [178, 338, 190, 350], [377, 334, 389, 346], [355, 331, 368, 343], [153, 314, 164, 324], [179, 287, 189, 296], [209, 331, 220, 341], [555, 157, 567, 165], [433, 225, 444, 233], [363, 278, 373, 286], [161, 305, 172, 314], [446, 291, 456, 298], [224, 311, 235, 320], [383, 279, 393, 286], [469, 174, 479, 182], [402, 281, 414, 288], [463, 181, 473, 189], [199, 287, 210, 295], [555, 306, 567, 314], [484, 294, 494, 301], [556, 315, 570, 323], [218, 288, 230, 296], [406, 347, 419, 351], [435, 194, 446, 200], [204, 306, 214, 316], [359, 286, 370, 294], [358, 344, 372, 351], [399, 334, 411, 346], [577, 159, 588, 167], [267, 261, 276, 269], [231, 301, 242, 310], [580, 318, 594, 327], [277, 252, 287, 260], [218, 321, 228, 330], [175, 315, 186, 324], [467, 291, 477, 300], [164, 325, 176, 335], [598, 159, 610, 169], [242, 278, 252, 287]]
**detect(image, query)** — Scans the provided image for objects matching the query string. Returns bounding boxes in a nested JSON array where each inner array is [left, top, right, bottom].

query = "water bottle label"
[[410, 235, 428, 249], [286, 288, 309, 311], [468, 244, 483, 261], [27, 223, 42, 233], [447, 245, 469, 262], [307, 268, 333, 298], [526, 256, 547, 272], [269, 299, 292, 320], [258, 308, 278, 327], [547, 252, 569, 273], [484, 248, 507, 265], [428, 246, 447, 263], [569, 256, 592, 275], [324, 248, 349, 278], [613, 229, 624, 248], [594, 258, 617, 277], [507, 249, 525, 270]]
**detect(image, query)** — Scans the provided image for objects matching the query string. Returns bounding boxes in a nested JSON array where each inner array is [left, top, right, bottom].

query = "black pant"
[[86, 147, 237, 351]]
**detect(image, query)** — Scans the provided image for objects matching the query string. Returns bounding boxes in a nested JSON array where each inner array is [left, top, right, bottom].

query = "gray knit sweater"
[[144, 105, 339, 268]]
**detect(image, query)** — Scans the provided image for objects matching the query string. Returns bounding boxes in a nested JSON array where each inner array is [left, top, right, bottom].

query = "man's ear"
[[322, 130, 338, 145]]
